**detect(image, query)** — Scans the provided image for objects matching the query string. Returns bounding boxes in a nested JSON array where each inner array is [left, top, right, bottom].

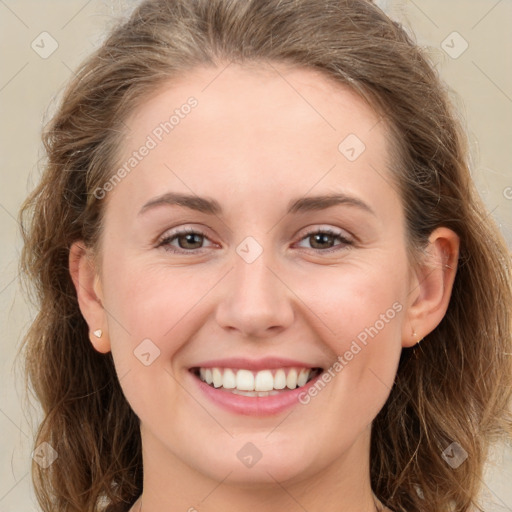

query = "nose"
[[214, 247, 295, 339]]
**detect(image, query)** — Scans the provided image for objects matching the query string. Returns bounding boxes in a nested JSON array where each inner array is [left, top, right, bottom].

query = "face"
[[93, 63, 414, 486]]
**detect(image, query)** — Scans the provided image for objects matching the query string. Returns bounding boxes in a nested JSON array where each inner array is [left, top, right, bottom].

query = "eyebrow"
[[138, 192, 375, 217], [287, 194, 375, 216], [140, 193, 221, 216]]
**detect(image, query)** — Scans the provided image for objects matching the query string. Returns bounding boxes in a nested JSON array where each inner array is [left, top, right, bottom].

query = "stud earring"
[[413, 331, 423, 345], [93, 329, 103, 338]]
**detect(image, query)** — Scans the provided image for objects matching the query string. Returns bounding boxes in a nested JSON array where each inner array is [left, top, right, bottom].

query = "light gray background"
[[0, 1, 511, 510]]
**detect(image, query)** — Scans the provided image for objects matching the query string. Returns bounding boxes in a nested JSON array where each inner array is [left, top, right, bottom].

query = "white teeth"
[[197, 366, 317, 392], [297, 368, 309, 387], [274, 369, 287, 389], [232, 389, 281, 397], [286, 368, 298, 389], [223, 368, 236, 389], [254, 370, 274, 391], [236, 369, 255, 391], [212, 368, 223, 388]]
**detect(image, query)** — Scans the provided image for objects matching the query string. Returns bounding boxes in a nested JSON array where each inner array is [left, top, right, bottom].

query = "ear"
[[402, 227, 460, 347], [69, 241, 111, 353]]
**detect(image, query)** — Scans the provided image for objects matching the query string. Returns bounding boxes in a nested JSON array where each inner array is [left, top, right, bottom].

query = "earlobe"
[[402, 227, 460, 348], [69, 241, 111, 354]]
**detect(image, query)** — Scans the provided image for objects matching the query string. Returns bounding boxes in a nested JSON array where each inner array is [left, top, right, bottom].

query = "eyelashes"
[[295, 228, 353, 252], [157, 226, 354, 255], [158, 227, 216, 252]]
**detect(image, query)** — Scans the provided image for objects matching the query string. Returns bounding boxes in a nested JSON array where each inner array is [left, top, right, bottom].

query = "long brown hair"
[[19, 1, 512, 511]]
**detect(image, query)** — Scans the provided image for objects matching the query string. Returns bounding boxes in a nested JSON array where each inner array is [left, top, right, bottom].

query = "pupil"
[[180, 233, 202, 249], [312, 233, 333, 248]]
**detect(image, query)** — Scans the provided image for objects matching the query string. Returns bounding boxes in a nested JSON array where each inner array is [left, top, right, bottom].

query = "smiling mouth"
[[191, 367, 323, 397]]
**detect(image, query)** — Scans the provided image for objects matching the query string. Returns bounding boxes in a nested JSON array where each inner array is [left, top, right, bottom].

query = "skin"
[[70, 62, 459, 512]]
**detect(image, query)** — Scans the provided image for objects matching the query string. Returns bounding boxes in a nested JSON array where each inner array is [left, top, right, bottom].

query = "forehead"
[[109, 63, 397, 217], [124, 62, 385, 145]]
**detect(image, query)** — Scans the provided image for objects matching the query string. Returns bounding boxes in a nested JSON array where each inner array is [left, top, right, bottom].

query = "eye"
[[157, 228, 215, 253], [157, 226, 353, 254], [295, 228, 353, 252]]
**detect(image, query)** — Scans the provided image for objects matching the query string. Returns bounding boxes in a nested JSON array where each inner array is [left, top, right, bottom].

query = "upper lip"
[[191, 357, 321, 371]]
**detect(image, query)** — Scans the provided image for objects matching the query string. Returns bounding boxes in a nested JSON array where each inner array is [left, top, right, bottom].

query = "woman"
[[19, 0, 512, 511]]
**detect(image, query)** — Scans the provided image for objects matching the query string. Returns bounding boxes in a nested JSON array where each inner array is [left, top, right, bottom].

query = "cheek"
[[99, 255, 220, 420], [102, 261, 218, 353], [296, 257, 407, 411], [302, 257, 407, 347]]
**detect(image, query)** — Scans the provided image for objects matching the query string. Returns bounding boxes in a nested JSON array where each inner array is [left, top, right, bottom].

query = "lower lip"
[[191, 371, 322, 416]]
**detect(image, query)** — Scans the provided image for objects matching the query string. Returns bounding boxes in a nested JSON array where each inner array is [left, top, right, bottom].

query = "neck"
[[132, 425, 384, 512]]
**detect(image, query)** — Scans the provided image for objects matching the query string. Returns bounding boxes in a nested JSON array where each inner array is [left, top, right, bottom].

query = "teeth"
[[197, 367, 316, 392], [254, 370, 274, 391], [223, 368, 236, 389], [232, 389, 281, 397], [236, 369, 254, 391], [212, 368, 223, 388], [203, 368, 213, 385], [286, 368, 298, 389], [297, 368, 309, 387], [274, 369, 286, 389]]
